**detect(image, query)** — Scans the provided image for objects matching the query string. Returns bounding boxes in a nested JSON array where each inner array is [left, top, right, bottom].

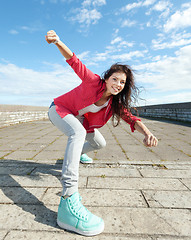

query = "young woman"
[[46, 30, 158, 236]]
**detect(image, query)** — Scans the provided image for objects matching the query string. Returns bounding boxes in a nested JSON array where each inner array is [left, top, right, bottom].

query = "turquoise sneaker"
[[57, 192, 104, 236], [80, 154, 93, 164]]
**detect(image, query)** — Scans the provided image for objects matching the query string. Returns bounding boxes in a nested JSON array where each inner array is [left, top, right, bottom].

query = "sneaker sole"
[[57, 218, 104, 236], [80, 160, 93, 164]]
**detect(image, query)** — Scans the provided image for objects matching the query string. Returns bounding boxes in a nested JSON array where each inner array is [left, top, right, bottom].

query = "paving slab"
[[19, 143, 48, 151], [4, 230, 153, 240], [150, 145, 191, 161], [42, 188, 147, 207], [0, 118, 191, 239], [0, 204, 58, 231], [0, 187, 47, 204], [0, 166, 35, 175], [142, 190, 191, 208], [0, 143, 22, 151], [0, 230, 8, 240], [124, 147, 161, 161], [180, 179, 191, 190], [139, 169, 191, 178], [3, 150, 38, 160], [33, 150, 65, 161], [0, 151, 12, 158], [1, 205, 190, 236], [79, 166, 142, 177], [95, 143, 126, 160], [0, 175, 87, 188], [87, 177, 187, 190], [94, 207, 191, 236], [162, 164, 191, 170], [155, 237, 191, 240]]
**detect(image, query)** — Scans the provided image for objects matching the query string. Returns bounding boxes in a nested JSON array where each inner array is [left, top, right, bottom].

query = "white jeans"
[[48, 104, 106, 196]]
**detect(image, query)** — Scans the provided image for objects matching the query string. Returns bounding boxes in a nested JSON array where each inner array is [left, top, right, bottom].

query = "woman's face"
[[105, 72, 126, 96]]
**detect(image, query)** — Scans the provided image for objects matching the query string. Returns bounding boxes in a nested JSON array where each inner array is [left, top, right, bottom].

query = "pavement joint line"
[[40, 187, 49, 202], [107, 123, 130, 160], [140, 190, 150, 208], [2, 186, 190, 192], [26, 167, 37, 176], [0, 202, 190, 210], [2, 230, 10, 240], [168, 143, 191, 158], [1, 230, 189, 239], [137, 168, 144, 177], [85, 176, 89, 189], [29, 136, 62, 160], [178, 179, 191, 191], [120, 124, 164, 160], [151, 209, 181, 235], [0, 150, 16, 159]]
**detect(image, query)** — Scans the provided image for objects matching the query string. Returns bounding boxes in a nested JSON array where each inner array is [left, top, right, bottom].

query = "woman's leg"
[[82, 129, 106, 154], [48, 105, 104, 236], [48, 105, 86, 196]]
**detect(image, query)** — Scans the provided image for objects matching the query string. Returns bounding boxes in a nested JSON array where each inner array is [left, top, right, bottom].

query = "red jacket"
[[54, 53, 141, 133]]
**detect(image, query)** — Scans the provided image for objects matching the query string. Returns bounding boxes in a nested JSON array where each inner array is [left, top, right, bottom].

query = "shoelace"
[[71, 195, 89, 220]]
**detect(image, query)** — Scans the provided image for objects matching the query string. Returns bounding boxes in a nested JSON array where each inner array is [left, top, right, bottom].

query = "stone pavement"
[[0, 118, 191, 240]]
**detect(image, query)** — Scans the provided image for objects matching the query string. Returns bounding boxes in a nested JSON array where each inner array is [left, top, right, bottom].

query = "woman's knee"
[[73, 125, 86, 139], [89, 131, 106, 150], [96, 138, 106, 149]]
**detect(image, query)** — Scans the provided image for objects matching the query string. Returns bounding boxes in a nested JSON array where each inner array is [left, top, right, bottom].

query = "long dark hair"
[[102, 63, 139, 127]]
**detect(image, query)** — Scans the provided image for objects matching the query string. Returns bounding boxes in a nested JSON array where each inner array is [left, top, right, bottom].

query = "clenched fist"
[[45, 30, 60, 44], [143, 134, 158, 147]]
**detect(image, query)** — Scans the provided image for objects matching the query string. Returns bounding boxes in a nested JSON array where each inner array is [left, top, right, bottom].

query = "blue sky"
[[1, 0, 191, 106]]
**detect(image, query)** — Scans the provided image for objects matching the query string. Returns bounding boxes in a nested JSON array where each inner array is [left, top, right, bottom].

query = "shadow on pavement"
[[0, 159, 64, 229]]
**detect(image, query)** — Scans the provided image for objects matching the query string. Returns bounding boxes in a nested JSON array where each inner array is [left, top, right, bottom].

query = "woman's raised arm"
[[45, 30, 73, 60]]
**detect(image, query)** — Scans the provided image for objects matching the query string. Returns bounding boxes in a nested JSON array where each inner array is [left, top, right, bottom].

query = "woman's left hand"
[[143, 134, 158, 147]]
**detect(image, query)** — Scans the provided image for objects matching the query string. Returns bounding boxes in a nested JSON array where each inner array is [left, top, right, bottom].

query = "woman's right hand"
[[45, 30, 60, 44]]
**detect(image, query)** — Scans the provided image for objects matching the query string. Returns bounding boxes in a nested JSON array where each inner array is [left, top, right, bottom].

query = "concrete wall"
[[134, 102, 191, 123], [1, 102, 191, 128], [0, 105, 49, 128]]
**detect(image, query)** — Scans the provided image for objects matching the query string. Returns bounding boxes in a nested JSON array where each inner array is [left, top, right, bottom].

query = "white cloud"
[[121, 0, 156, 12], [82, 0, 106, 7], [8, 29, 19, 35], [152, 37, 191, 50], [121, 19, 137, 27], [146, 0, 172, 17], [76, 51, 90, 60], [152, 31, 191, 50], [143, 0, 156, 7], [122, 2, 142, 12], [152, 1, 170, 11], [119, 41, 134, 48], [139, 91, 191, 106], [93, 52, 109, 62], [109, 36, 134, 51], [20, 21, 44, 33], [71, 8, 102, 26], [164, 4, 191, 32], [0, 62, 81, 106], [135, 44, 191, 93], [70, 0, 106, 29], [111, 37, 122, 44], [111, 50, 147, 61], [90, 49, 143, 63], [92, 0, 106, 6]]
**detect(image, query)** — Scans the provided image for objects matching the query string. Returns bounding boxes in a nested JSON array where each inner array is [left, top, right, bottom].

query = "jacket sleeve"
[[121, 108, 141, 132], [66, 53, 100, 82]]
